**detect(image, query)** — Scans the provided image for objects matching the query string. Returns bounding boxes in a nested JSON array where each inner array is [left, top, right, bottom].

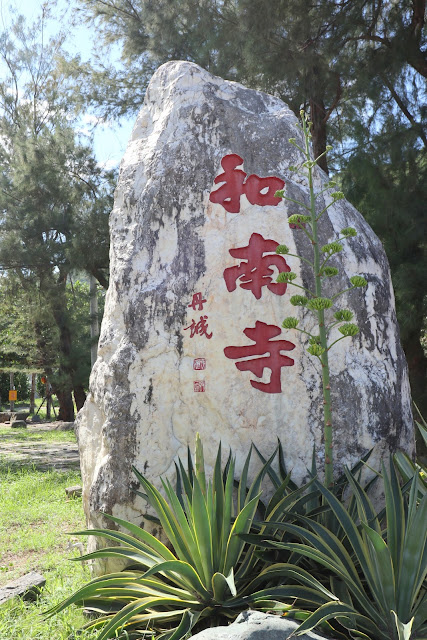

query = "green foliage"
[[265, 462, 427, 640], [46, 437, 338, 639]]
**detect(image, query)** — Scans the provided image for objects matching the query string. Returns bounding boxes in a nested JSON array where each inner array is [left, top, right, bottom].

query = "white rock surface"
[[76, 61, 414, 556]]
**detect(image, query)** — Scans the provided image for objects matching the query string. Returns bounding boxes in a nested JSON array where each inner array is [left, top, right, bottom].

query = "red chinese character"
[[188, 292, 207, 311], [209, 154, 246, 213], [209, 154, 285, 213], [224, 321, 295, 393], [184, 315, 213, 339], [223, 232, 290, 300], [193, 358, 207, 370], [194, 380, 206, 392]]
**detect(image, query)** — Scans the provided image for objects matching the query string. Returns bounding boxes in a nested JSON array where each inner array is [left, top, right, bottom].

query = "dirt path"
[[0, 425, 80, 471]]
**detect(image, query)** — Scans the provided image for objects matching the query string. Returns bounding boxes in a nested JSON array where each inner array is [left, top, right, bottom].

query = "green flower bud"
[[326, 145, 333, 151], [276, 244, 290, 254], [309, 335, 321, 345], [307, 344, 325, 357], [289, 137, 296, 144], [282, 317, 299, 329], [288, 214, 311, 225], [341, 227, 357, 237], [277, 271, 297, 283], [274, 189, 285, 198], [327, 180, 337, 188], [321, 266, 339, 277], [288, 165, 298, 172], [338, 323, 359, 337], [331, 191, 345, 200], [307, 297, 333, 310], [321, 241, 343, 254], [290, 295, 308, 306], [350, 275, 367, 287], [334, 309, 354, 321]]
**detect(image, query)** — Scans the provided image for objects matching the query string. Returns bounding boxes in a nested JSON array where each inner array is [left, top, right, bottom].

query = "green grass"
[[0, 426, 76, 444], [0, 435, 97, 639]]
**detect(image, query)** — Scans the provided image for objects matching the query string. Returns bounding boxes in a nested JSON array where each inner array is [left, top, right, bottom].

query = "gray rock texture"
[[0, 571, 46, 605], [76, 61, 414, 559], [191, 611, 331, 640]]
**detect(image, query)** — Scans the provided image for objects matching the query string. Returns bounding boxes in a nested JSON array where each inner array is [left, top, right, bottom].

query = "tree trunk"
[[309, 66, 329, 174], [56, 388, 75, 422], [51, 283, 75, 422], [73, 385, 86, 412]]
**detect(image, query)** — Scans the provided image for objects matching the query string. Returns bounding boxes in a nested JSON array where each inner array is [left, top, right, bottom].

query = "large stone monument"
[[77, 61, 414, 545]]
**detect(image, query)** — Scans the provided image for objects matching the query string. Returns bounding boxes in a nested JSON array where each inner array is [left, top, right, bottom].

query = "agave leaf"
[[397, 487, 427, 618], [223, 493, 261, 575], [360, 523, 396, 613], [252, 442, 281, 489], [177, 457, 193, 504], [212, 569, 236, 600], [220, 455, 235, 564], [381, 460, 405, 580], [391, 611, 414, 640], [162, 609, 201, 640], [135, 472, 194, 565], [228, 585, 333, 608], [313, 480, 381, 603], [69, 547, 162, 569], [212, 442, 224, 566], [195, 433, 206, 492], [237, 445, 252, 511], [191, 473, 214, 584], [268, 539, 378, 621], [102, 513, 177, 561], [264, 472, 293, 518], [95, 596, 193, 640], [246, 448, 277, 503], [44, 575, 147, 617], [161, 478, 205, 577], [242, 562, 337, 602], [264, 478, 315, 524], [344, 467, 380, 533], [142, 560, 212, 600], [411, 588, 427, 630], [288, 601, 380, 638], [70, 525, 168, 562]]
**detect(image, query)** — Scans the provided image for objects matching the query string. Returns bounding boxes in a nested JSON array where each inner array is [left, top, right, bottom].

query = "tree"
[[70, 0, 426, 413], [0, 8, 114, 420]]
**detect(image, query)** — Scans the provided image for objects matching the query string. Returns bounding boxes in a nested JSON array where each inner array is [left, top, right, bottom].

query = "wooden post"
[[29, 373, 36, 414], [9, 372, 14, 413]]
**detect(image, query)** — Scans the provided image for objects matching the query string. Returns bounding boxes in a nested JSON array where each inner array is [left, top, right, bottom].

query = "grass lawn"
[[0, 429, 98, 639]]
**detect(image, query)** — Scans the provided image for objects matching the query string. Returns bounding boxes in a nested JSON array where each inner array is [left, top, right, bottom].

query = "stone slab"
[[0, 572, 46, 605]]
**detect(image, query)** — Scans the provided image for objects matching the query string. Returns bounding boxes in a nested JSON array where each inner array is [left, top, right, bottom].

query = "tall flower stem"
[[303, 117, 333, 488]]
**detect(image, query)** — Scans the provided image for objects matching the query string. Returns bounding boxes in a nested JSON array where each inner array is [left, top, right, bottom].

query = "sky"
[[1, 0, 135, 170]]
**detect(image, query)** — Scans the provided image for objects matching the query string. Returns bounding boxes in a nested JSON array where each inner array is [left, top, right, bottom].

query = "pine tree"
[[0, 8, 114, 420]]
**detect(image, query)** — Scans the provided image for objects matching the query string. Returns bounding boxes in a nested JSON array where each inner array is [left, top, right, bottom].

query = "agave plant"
[[46, 436, 336, 640], [260, 460, 427, 640], [394, 410, 427, 501]]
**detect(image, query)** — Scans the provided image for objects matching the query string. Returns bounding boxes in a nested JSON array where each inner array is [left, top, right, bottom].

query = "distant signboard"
[[9, 390, 17, 401]]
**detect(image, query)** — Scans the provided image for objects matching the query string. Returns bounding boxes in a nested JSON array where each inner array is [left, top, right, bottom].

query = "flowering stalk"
[[275, 111, 366, 487]]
